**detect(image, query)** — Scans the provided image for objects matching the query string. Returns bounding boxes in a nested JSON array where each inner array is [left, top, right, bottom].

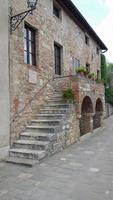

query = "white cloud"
[[97, 0, 113, 10], [95, 0, 113, 62], [105, 0, 113, 11]]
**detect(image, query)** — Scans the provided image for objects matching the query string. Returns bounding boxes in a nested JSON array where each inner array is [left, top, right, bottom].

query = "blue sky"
[[72, 0, 113, 62], [72, 0, 108, 26]]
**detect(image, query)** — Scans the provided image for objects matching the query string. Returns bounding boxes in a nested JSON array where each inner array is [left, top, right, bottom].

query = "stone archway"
[[93, 98, 103, 129], [80, 96, 93, 136]]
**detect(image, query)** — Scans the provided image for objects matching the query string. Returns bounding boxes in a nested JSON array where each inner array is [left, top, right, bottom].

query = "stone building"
[[6, 0, 107, 165], [0, 0, 9, 159]]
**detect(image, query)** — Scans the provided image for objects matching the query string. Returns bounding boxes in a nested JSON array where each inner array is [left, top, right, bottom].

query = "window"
[[24, 24, 36, 66], [86, 63, 90, 73], [85, 35, 89, 45], [71, 57, 80, 75], [97, 70, 100, 80], [96, 47, 99, 55], [54, 43, 61, 75], [53, 3, 61, 18]]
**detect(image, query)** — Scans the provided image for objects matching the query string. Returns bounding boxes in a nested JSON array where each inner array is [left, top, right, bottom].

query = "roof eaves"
[[57, 0, 108, 51]]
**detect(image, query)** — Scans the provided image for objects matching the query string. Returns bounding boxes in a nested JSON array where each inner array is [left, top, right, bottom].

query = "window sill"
[[24, 63, 38, 70]]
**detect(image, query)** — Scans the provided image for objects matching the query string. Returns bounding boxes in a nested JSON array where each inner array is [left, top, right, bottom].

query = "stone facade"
[[10, 0, 106, 145], [0, 0, 9, 159]]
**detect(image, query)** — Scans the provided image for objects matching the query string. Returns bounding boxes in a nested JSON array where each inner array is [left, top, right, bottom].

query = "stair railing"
[[10, 74, 55, 145], [10, 75, 55, 124]]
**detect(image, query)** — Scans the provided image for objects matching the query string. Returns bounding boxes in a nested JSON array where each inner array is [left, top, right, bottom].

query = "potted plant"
[[76, 66, 86, 76], [88, 72, 96, 80]]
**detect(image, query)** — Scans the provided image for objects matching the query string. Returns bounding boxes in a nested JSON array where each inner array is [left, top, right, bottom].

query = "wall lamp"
[[10, 0, 38, 33]]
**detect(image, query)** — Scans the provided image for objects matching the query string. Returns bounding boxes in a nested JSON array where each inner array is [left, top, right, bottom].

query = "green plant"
[[62, 89, 75, 101], [101, 54, 107, 85], [88, 72, 96, 79], [105, 88, 113, 106], [96, 78, 105, 84], [76, 66, 86, 74]]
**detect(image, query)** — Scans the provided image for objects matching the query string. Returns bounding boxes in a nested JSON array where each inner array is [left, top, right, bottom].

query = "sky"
[[72, 0, 113, 63]]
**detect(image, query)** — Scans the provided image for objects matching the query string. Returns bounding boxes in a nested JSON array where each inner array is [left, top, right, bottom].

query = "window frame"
[[54, 42, 62, 75], [24, 24, 36, 66], [53, 2, 61, 19], [71, 57, 80, 75], [85, 35, 89, 46], [96, 47, 99, 55]]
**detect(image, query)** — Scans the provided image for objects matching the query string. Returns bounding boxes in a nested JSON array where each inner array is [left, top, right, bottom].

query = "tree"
[[101, 54, 107, 84], [105, 88, 113, 106], [106, 63, 113, 88], [105, 62, 113, 105]]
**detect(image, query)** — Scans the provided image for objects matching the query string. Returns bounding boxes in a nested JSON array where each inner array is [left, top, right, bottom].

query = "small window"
[[86, 63, 90, 73], [53, 3, 61, 18], [97, 70, 100, 80], [85, 35, 89, 45], [91, 53, 94, 61], [96, 47, 99, 55], [71, 57, 80, 75], [24, 24, 36, 66]]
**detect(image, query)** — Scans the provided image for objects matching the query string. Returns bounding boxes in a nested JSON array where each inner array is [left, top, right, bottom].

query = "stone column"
[[85, 113, 95, 133], [100, 112, 104, 127]]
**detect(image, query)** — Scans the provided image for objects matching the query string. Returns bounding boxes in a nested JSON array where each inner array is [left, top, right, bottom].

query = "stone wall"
[[53, 75, 105, 136], [10, 0, 103, 141], [105, 103, 113, 118], [0, 0, 9, 158], [48, 103, 80, 155]]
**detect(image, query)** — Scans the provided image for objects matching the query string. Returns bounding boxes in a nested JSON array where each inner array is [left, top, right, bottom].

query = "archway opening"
[[93, 98, 103, 129], [80, 96, 93, 136]]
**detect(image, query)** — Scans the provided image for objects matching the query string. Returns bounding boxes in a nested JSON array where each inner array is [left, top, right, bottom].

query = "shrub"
[[88, 72, 96, 79], [62, 89, 75, 101], [105, 88, 113, 106], [96, 78, 105, 84]]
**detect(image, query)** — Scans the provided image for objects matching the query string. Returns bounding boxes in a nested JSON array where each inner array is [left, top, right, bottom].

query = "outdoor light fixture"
[[27, 0, 38, 8], [10, 0, 38, 33]]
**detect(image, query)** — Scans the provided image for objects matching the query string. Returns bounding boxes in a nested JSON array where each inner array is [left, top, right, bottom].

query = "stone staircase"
[[6, 92, 73, 166]]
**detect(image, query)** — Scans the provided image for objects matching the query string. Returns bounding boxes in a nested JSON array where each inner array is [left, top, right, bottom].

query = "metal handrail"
[[10, 75, 55, 124]]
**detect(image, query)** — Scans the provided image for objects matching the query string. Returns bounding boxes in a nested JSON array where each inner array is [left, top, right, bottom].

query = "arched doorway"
[[80, 96, 93, 136], [93, 98, 103, 129]]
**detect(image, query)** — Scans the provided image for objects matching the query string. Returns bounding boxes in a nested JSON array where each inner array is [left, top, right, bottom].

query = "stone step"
[[5, 156, 39, 167], [47, 99, 65, 103], [13, 140, 50, 150], [9, 148, 46, 160], [36, 113, 65, 119], [48, 97, 63, 101], [53, 91, 62, 95], [31, 119, 61, 125], [50, 94, 62, 98], [26, 125, 58, 133], [20, 132, 56, 141], [45, 103, 69, 109], [40, 108, 67, 114]]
